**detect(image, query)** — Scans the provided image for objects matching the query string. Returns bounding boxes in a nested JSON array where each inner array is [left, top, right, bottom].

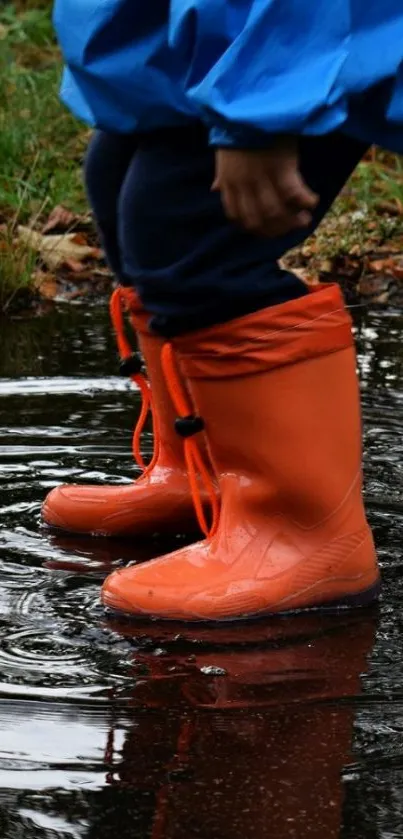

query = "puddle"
[[0, 301, 401, 838]]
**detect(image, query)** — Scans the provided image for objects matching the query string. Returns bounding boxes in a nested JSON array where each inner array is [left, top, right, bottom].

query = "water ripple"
[[0, 304, 401, 837]]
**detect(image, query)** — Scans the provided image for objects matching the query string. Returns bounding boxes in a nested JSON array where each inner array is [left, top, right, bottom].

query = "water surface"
[[0, 301, 402, 838]]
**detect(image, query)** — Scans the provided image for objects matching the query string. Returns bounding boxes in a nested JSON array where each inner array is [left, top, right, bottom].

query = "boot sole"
[[104, 578, 381, 624]]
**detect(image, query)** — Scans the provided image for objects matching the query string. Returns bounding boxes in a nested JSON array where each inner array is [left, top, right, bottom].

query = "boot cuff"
[[173, 284, 354, 379]]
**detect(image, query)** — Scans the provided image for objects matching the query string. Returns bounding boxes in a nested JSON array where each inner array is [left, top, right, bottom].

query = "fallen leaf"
[[64, 258, 88, 273], [32, 270, 58, 300], [42, 206, 79, 234], [358, 275, 390, 296], [301, 243, 317, 257], [389, 262, 403, 281], [61, 266, 111, 282], [318, 258, 334, 273], [368, 257, 396, 274], [373, 244, 403, 254], [279, 259, 319, 285], [62, 289, 89, 301], [69, 233, 88, 246], [17, 226, 102, 271], [377, 200, 403, 216], [372, 291, 390, 304], [349, 244, 363, 256]]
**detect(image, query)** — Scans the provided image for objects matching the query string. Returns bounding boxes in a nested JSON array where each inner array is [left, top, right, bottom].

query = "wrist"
[[209, 123, 297, 152]]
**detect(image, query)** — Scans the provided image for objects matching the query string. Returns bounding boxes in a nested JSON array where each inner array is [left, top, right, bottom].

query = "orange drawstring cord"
[[109, 287, 160, 474], [161, 342, 220, 539], [109, 287, 219, 537]]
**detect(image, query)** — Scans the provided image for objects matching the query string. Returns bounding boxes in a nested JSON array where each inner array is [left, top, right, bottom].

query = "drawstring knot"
[[175, 415, 205, 438], [161, 343, 219, 539], [109, 287, 159, 474], [118, 352, 143, 377]]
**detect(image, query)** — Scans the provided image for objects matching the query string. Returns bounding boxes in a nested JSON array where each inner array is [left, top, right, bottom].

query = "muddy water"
[[0, 301, 401, 839]]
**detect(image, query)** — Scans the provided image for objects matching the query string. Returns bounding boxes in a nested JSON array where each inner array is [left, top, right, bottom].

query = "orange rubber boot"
[[42, 290, 210, 537], [102, 283, 380, 619]]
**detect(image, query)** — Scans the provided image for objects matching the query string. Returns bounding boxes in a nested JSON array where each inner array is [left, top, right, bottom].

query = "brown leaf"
[[32, 270, 58, 300], [367, 256, 403, 278], [373, 244, 403, 254], [17, 226, 102, 271], [372, 291, 390, 304], [301, 243, 317, 257], [62, 266, 106, 282], [69, 233, 88, 246], [62, 289, 89, 301], [358, 275, 389, 296], [64, 258, 87, 273], [368, 258, 395, 274], [349, 244, 364, 256], [389, 262, 403, 281], [279, 261, 319, 285], [377, 200, 403, 216], [42, 206, 78, 234], [318, 258, 334, 274]]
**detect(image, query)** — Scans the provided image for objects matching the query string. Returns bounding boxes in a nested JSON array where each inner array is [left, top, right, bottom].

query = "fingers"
[[277, 169, 319, 212], [238, 187, 266, 232], [217, 179, 316, 237], [218, 184, 240, 224], [257, 181, 294, 235], [213, 146, 320, 238]]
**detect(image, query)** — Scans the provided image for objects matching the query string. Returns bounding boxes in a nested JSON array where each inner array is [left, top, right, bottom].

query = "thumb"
[[297, 178, 319, 210], [279, 168, 319, 211]]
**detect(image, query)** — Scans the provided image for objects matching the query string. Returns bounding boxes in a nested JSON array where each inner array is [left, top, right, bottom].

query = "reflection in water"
[[99, 612, 377, 839], [0, 304, 119, 379], [0, 302, 401, 838]]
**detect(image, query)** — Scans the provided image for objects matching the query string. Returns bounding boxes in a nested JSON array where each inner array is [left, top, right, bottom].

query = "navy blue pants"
[[85, 124, 367, 336]]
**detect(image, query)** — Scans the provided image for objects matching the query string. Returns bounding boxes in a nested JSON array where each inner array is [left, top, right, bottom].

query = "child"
[[44, 0, 403, 620]]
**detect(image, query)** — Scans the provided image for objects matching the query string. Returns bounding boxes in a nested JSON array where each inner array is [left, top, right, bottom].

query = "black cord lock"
[[175, 415, 205, 438], [118, 353, 143, 376]]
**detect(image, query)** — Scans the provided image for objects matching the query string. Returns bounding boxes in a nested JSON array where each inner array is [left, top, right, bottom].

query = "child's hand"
[[213, 140, 319, 238]]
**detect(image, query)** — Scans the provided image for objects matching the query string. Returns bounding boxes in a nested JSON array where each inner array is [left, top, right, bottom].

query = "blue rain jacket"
[[55, 0, 196, 132], [55, 0, 403, 152]]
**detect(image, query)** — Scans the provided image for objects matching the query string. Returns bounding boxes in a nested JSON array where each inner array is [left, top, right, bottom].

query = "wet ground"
[[0, 299, 402, 838]]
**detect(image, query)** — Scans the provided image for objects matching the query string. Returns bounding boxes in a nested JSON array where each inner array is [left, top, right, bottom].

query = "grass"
[[0, 2, 87, 311], [1, 2, 403, 312], [0, 3, 86, 219], [316, 151, 403, 257]]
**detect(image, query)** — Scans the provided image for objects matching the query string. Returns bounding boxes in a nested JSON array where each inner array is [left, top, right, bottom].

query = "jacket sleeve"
[[168, 0, 359, 147], [53, 0, 195, 132], [59, 68, 96, 126]]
